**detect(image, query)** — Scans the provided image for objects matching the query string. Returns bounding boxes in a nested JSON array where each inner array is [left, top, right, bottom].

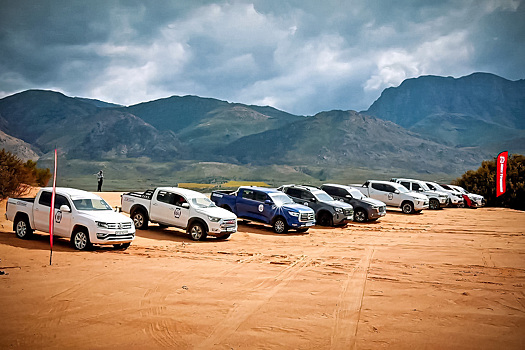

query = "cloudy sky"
[[0, 0, 523, 115]]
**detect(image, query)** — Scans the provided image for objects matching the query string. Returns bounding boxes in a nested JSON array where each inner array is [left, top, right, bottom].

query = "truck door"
[[236, 189, 258, 220], [254, 191, 275, 223], [53, 194, 73, 238], [150, 190, 189, 228], [384, 184, 402, 206], [369, 183, 389, 205], [33, 191, 72, 236], [33, 191, 52, 231]]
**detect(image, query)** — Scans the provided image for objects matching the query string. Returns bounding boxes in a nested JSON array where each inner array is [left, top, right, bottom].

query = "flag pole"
[[49, 148, 57, 265]]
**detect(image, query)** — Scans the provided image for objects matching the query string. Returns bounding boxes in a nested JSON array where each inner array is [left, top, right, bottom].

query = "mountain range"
[[1, 72, 523, 185]]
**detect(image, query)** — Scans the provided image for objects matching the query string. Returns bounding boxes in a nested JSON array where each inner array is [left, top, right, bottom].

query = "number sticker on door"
[[55, 211, 62, 223], [174, 208, 181, 218]]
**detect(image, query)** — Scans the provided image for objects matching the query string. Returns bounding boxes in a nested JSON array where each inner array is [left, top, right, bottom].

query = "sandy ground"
[[1, 190, 524, 349]]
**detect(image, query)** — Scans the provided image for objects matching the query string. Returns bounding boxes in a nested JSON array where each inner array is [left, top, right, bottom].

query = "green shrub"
[[453, 154, 525, 210], [0, 149, 51, 199]]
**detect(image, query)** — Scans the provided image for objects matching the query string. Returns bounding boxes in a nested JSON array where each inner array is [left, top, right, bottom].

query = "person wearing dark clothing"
[[95, 170, 104, 192]]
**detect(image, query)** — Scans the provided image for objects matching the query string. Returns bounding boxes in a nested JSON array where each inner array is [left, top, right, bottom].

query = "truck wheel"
[[354, 209, 368, 222], [402, 202, 414, 214], [15, 216, 33, 239], [273, 217, 288, 234], [189, 222, 207, 241], [72, 229, 92, 251], [429, 198, 439, 210], [132, 209, 148, 229], [317, 212, 333, 226]]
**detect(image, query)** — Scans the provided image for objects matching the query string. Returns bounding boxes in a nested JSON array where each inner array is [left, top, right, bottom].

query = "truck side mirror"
[[265, 199, 273, 205], [182, 203, 190, 209], [60, 205, 71, 212], [394, 190, 400, 194]]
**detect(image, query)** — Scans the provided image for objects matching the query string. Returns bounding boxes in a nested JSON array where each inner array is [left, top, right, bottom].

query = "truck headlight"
[[335, 208, 343, 213], [288, 211, 299, 217], [96, 221, 109, 228], [208, 216, 221, 222]]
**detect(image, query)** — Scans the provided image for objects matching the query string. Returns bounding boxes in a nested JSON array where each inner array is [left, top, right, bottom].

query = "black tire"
[[113, 242, 131, 249], [216, 233, 231, 240], [354, 208, 368, 223], [272, 217, 288, 234], [189, 222, 207, 241], [14, 215, 33, 239], [71, 229, 92, 251], [317, 212, 333, 226], [132, 209, 148, 229], [402, 202, 414, 214], [429, 198, 440, 210]]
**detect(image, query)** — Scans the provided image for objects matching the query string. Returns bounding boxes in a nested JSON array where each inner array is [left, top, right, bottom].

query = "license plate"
[[226, 227, 236, 232], [115, 230, 128, 235], [346, 216, 353, 220], [306, 222, 314, 227]]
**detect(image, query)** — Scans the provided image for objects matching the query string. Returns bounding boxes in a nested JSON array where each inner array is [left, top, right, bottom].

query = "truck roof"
[[238, 186, 279, 194], [156, 187, 208, 199], [40, 187, 102, 200]]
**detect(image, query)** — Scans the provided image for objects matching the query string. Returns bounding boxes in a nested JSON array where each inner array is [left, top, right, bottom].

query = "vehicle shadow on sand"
[[136, 225, 233, 243], [0, 230, 127, 252], [236, 220, 309, 236]]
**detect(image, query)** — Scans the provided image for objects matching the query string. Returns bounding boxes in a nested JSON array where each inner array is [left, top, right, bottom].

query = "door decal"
[[388, 193, 394, 200], [174, 208, 181, 218], [55, 211, 62, 223], [258, 204, 264, 212]]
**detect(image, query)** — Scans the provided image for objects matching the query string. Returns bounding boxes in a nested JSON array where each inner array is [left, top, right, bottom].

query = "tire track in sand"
[[330, 247, 375, 350], [194, 254, 313, 349]]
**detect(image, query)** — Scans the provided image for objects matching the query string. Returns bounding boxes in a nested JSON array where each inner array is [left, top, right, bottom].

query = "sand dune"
[[1, 191, 524, 349]]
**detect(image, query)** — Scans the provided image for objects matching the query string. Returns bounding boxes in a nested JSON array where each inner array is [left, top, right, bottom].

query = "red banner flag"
[[496, 151, 508, 197], [49, 149, 57, 265]]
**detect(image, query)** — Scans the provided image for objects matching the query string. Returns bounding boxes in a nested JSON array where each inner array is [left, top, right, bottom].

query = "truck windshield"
[[269, 193, 294, 206], [396, 186, 409, 193], [314, 192, 334, 202], [349, 189, 365, 199], [419, 182, 431, 191], [73, 198, 112, 211], [191, 197, 216, 208]]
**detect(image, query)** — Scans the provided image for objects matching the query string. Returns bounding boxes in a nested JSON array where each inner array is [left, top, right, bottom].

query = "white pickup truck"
[[5, 187, 135, 250], [391, 178, 449, 210], [121, 187, 237, 241], [351, 180, 429, 214]]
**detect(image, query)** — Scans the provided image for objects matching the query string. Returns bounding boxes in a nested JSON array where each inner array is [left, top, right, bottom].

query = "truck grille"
[[299, 212, 315, 222], [106, 222, 133, 230], [343, 208, 354, 216]]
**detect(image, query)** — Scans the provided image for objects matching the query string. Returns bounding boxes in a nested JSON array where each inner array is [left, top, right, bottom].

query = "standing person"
[[95, 170, 104, 192]]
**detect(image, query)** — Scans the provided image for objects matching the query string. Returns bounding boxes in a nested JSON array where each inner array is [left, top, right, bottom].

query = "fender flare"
[[187, 217, 209, 233]]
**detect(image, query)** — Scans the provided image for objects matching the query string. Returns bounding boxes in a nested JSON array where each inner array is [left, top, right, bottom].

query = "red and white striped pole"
[[49, 148, 57, 265]]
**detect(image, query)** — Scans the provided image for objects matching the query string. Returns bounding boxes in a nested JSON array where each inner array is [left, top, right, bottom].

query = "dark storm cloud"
[[0, 0, 523, 115]]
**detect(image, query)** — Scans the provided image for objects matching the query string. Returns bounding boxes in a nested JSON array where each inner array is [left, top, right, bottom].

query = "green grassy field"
[[37, 157, 458, 192]]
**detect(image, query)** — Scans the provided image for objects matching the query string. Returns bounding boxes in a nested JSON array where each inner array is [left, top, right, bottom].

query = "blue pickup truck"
[[211, 186, 315, 233]]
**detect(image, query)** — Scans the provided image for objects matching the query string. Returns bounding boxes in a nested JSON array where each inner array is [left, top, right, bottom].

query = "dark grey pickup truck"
[[321, 184, 387, 222], [277, 185, 354, 226]]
